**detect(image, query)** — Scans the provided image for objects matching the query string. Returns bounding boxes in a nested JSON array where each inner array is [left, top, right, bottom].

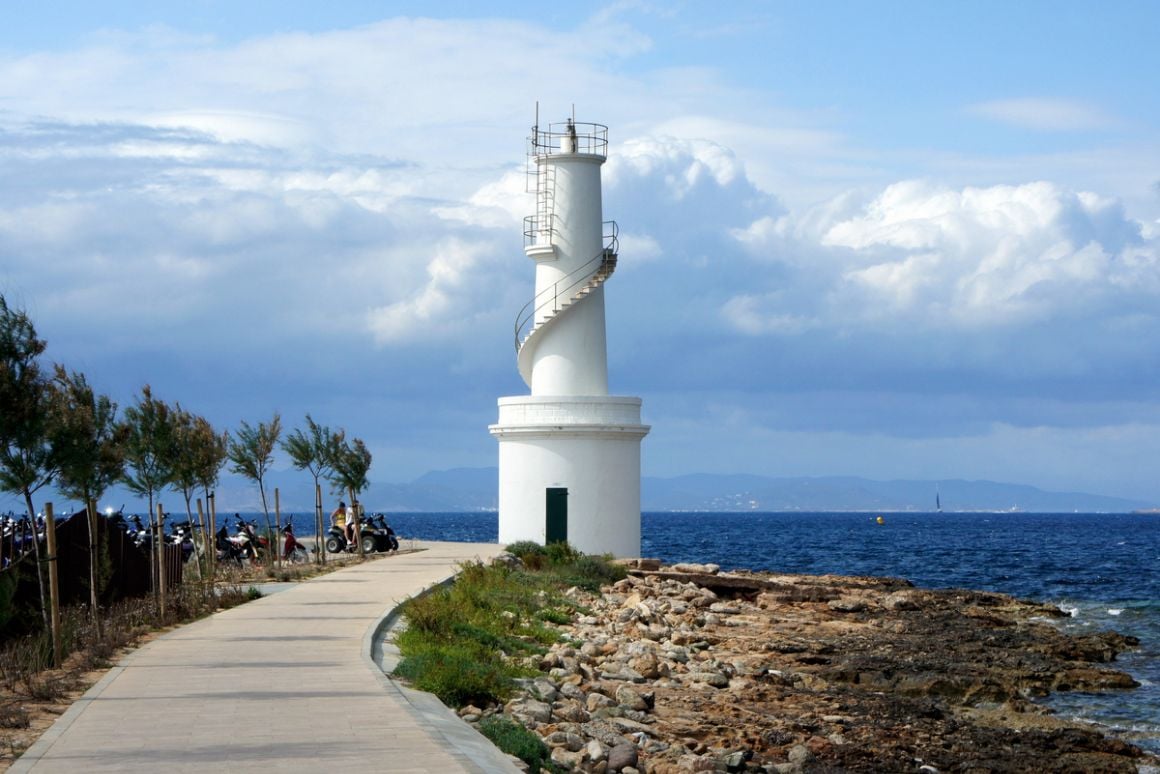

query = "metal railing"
[[528, 120, 608, 158], [513, 221, 619, 351]]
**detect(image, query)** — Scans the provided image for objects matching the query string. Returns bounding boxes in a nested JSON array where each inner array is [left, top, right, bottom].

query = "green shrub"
[[392, 643, 520, 707], [545, 541, 581, 565], [478, 715, 555, 773], [504, 540, 545, 559], [549, 553, 627, 592]]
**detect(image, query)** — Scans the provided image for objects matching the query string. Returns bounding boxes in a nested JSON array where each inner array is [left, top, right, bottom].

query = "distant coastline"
[[4, 468, 1154, 516]]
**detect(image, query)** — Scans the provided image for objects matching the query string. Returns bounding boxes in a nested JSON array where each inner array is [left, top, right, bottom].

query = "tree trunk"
[[87, 498, 102, 636], [258, 482, 273, 568], [22, 490, 48, 627], [349, 487, 364, 558], [156, 503, 166, 623], [274, 487, 282, 568], [44, 502, 61, 667], [315, 483, 324, 566]]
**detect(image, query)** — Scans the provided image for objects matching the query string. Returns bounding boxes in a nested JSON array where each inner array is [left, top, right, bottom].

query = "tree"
[[328, 436, 372, 557], [191, 415, 228, 568], [0, 294, 56, 622], [51, 366, 126, 621], [227, 413, 282, 559], [171, 407, 224, 572], [282, 415, 343, 564], [121, 385, 178, 527], [52, 366, 126, 506]]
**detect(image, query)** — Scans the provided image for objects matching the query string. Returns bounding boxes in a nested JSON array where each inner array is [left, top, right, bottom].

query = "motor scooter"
[[282, 518, 309, 563]]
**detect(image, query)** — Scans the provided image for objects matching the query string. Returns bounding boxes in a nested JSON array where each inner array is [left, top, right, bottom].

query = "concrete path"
[[12, 542, 521, 773]]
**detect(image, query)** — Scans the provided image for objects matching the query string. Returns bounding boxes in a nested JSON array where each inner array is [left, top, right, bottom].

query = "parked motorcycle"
[[282, 518, 309, 563], [215, 525, 246, 565], [323, 519, 376, 555], [230, 515, 268, 562], [167, 519, 197, 563], [366, 513, 399, 552]]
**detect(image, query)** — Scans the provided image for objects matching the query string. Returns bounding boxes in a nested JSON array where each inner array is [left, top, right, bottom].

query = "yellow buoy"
[[876, 515, 885, 525]]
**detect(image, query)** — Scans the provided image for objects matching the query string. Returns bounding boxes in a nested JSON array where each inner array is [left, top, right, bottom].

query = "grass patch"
[[392, 544, 625, 710], [478, 715, 556, 773]]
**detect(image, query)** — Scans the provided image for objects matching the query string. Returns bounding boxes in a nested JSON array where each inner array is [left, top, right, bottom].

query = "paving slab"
[[11, 541, 521, 773]]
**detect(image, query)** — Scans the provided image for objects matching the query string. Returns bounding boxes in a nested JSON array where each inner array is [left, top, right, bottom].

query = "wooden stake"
[[209, 492, 217, 581], [196, 497, 208, 592], [315, 484, 324, 566], [157, 504, 167, 622], [87, 498, 101, 634], [350, 488, 364, 558], [44, 503, 62, 667], [275, 487, 282, 568]]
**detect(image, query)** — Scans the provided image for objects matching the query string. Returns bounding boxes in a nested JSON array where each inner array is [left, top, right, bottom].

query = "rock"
[[615, 685, 649, 711], [787, 744, 814, 765], [559, 681, 586, 701], [509, 698, 552, 725], [587, 692, 617, 712], [688, 671, 729, 688], [607, 742, 639, 772], [721, 749, 752, 771], [550, 746, 584, 769], [553, 698, 591, 723], [827, 597, 867, 613], [608, 716, 654, 736], [532, 678, 559, 702], [586, 738, 609, 763], [670, 562, 720, 575], [884, 590, 920, 610]]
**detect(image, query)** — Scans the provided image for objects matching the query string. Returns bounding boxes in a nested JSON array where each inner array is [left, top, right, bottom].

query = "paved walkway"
[[12, 542, 520, 773]]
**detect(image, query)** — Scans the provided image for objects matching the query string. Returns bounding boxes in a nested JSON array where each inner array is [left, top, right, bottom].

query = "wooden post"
[[86, 498, 101, 634], [275, 487, 282, 568], [44, 503, 62, 667], [156, 504, 167, 622], [197, 497, 210, 591], [350, 488, 364, 558], [208, 492, 217, 582], [315, 484, 324, 565], [194, 496, 208, 588]]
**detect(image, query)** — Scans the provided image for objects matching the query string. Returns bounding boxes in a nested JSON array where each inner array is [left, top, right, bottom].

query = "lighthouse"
[[490, 114, 649, 557]]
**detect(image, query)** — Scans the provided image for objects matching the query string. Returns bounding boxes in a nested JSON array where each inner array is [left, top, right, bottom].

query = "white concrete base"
[[489, 395, 649, 557]]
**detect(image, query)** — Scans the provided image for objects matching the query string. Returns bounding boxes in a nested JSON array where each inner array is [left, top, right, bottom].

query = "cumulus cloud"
[[728, 180, 1157, 335]]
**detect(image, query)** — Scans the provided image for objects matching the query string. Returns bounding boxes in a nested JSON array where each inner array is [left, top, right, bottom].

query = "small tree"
[[121, 385, 178, 530], [282, 415, 343, 564], [328, 436, 372, 557], [51, 366, 126, 621], [191, 416, 228, 569], [0, 295, 56, 623], [171, 407, 222, 573], [227, 413, 282, 562]]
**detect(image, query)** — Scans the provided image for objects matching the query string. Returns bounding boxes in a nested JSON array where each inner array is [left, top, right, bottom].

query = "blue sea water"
[[372, 510, 1160, 753]]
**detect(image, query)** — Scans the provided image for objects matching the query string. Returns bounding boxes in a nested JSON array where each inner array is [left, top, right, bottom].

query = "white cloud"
[[365, 237, 500, 344], [728, 179, 1158, 332], [967, 98, 1118, 132]]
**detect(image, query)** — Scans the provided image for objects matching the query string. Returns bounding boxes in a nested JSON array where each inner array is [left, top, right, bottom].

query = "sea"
[[352, 510, 1159, 754]]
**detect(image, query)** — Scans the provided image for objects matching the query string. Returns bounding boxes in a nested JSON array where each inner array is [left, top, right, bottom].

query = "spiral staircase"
[[514, 229, 618, 389]]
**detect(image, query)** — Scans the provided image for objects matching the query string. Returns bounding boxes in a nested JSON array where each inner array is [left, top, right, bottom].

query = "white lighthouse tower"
[[490, 113, 649, 557]]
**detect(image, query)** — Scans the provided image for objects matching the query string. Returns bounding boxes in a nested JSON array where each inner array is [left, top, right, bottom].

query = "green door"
[[545, 487, 568, 545]]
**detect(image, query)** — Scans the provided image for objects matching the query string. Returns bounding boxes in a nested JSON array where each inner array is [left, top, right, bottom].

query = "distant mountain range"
[[7, 468, 1152, 515], [236, 467, 1151, 513]]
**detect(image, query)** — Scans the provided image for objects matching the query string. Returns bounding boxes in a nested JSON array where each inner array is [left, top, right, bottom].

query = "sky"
[[2, 1, 1159, 511]]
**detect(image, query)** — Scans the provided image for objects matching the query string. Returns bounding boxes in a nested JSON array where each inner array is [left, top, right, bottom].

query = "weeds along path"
[[9, 541, 516, 774]]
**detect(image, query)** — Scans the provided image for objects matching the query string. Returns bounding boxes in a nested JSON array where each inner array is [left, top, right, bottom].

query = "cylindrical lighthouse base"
[[489, 396, 649, 558]]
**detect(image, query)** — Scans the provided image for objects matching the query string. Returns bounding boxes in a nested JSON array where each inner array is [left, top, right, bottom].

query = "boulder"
[[607, 742, 639, 772]]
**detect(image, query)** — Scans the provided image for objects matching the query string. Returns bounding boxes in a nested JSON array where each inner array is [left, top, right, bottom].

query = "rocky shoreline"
[[466, 560, 1158, 773]]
